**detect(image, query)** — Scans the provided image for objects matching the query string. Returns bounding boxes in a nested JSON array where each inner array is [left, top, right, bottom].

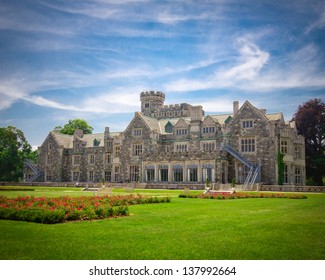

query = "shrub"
[[0, 194, 171, 224], [178, 192, 307, 200]]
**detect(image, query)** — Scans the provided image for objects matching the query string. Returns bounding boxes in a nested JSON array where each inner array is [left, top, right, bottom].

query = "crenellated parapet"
[[140, 91, 165, 99], [140, 91, 193, 119]]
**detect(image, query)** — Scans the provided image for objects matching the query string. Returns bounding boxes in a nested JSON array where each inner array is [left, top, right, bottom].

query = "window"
[[146, 169, 155, 182], [203, 168, 214, 182], [174, 168, 183, 182], [202, 127, 215, 134], [114, 145, 120, 157], [73, 172, 80, 181], [46, 171, 52, 182], [105, 171, 111, 182], [48, 142, 52, 150], [73, 155, 80, 165], [242, 120, 254, 128], [241, 138, 255, 153], [106, 140, 112, 148], [295, 147, 301, 159], [165, 145, 170, 153], [202, 142, 215, 151], [165, 122, 173, 133], [46, 155, 52, 165], [188, 168, 198, 182], [89, 171, 94, 181], [133, 144, 143, 156], [104, 153, 111, 164], [160, 169, 168, 182], [242, 165, 250, 183], [64, 156, 69, 166], [295, 167, 301, 185], [145, 103, 150, 108], [133, 128, 142, 136], [175, 143, 188, 152], [114, 166, 120, 182], [130, 165, 140, 182], [284, 164, 289, 184], [176, 128, 188, 135], [93, 139, 100, 147], [281, 140, 288, 154], [89, 154, 95, 164]]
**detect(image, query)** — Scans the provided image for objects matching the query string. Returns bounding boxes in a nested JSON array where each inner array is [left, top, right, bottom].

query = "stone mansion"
[[25, 91, 306, 187]]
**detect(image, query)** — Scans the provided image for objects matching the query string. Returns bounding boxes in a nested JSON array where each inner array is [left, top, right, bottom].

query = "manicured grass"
[[0, 187, 324, 260]]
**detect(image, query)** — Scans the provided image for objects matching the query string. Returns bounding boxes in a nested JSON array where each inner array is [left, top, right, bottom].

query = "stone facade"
[[35, 91, 306, 186]]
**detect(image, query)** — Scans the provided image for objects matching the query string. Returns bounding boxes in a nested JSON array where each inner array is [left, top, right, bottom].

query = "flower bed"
[[0, 194, 171, 224], [179, 192, 307, 200]]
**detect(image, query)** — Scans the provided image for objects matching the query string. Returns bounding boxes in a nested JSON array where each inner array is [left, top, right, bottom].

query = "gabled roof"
[[210, 114, 233, 125], [266, 112, 284, 123], [174, 117, 191, 128], [81, 133, 105, 148], [234, 100, 269, 122], [50, 131, 73, 148], [138, 112, 160, 132], [157, 118, 180, 134], [202, 115, 218, 125], [48, 130, 120, 149]]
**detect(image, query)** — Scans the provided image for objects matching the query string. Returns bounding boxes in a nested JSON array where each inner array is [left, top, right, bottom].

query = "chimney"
[[190, 105, 203, 122], [233, 101, 239, 115], [73, 129, 84, 138]]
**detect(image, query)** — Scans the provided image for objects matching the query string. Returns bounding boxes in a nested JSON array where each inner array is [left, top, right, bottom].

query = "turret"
[[140, 91, 165, 116]]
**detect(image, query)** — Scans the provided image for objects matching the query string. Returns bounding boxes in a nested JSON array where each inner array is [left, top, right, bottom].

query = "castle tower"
[[140, 91, 165, 117]]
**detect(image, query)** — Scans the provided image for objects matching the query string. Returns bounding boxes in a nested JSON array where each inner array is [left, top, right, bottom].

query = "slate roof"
[[51, 131, 73, 148], [266, 112, 284, 122], [50, 130, 121, 149], [210, 114, 233, 125]]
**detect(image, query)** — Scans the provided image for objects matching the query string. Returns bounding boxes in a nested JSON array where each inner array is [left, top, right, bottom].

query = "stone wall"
[[260, 185, 325, 193]]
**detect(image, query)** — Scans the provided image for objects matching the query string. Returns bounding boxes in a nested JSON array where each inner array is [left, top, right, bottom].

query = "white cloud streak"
[[305, 9, 325, 34], [166, 39, 325, 93], [166, 38, 270, 92]]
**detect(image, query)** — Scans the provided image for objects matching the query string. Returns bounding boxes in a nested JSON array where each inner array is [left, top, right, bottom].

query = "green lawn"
[[0, 187, 324, 260]]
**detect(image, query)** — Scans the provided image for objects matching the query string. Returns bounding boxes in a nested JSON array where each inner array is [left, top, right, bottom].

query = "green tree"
[[55, 119, 93, 135], [293, 99, 325, 185], [0, 126, 35, 182]]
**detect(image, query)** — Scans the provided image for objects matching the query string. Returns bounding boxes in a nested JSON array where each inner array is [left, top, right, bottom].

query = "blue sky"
[[0, 0, 324, 148]]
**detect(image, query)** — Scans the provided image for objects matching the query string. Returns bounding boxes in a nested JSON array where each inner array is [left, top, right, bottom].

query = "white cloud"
[[305, 9, 325, 34], [22, 95, 82, 111], [215, 39, 269, 81], [166, 38, 270, 92], [0, 83, 28, 110], [156, 10, 207, 25], [81, 88, 143, 113], [166, 39, 325, 94]]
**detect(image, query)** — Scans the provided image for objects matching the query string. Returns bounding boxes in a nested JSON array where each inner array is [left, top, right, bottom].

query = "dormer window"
[[165, 122, 173, 133], [93, 139, 100, 147]]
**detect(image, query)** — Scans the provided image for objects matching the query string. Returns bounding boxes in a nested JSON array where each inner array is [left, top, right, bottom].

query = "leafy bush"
[[0, 194, 171, 224]]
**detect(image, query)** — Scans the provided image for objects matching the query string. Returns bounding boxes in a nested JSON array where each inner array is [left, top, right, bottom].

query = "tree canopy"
[[293, 98, 325, 185], [55, 119, 93, 135], [0, 126, 37, 182]]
